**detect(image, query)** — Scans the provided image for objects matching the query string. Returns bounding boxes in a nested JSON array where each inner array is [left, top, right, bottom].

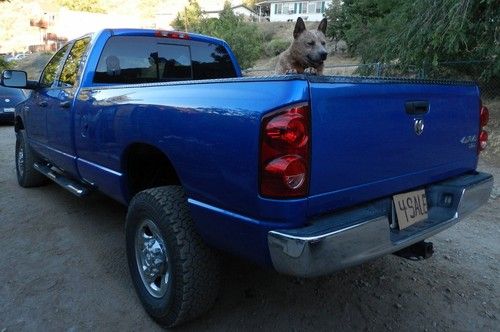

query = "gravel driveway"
[[0, 124, 498, 331]]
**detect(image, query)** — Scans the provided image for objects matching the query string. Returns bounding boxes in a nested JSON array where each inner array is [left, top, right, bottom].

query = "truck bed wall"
[[73, 78, 311, 219]]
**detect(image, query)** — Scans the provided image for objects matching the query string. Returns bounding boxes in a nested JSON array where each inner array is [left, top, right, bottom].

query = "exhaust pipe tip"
[[394, 241, 434, 261]]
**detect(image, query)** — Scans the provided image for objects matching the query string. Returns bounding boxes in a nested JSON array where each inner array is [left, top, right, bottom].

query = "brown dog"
[[275, 17, 328, 75]]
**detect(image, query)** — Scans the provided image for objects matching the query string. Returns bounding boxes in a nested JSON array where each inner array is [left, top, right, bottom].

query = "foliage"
[[172, 0, 203, 32], [263, 39, 289, 57], [58, 0, 106, 13], [259, 23, 278, 42], [243, 0, 258, 9], [325, 0, 499, 79], [0, 57, 11, 73], [173, 1, 263, 69]]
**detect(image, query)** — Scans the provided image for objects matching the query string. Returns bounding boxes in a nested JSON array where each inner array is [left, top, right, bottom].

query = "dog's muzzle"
[[307, 55, 326, 67]]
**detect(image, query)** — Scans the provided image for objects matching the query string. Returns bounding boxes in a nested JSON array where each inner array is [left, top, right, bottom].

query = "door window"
[[40, 44, 69, 88], [59, 37, 91, 88]]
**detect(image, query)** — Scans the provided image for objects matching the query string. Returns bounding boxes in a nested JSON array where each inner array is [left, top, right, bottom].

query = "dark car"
[[0, 86, 27, 124]]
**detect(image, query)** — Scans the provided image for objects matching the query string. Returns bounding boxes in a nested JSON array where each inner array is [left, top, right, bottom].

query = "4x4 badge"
[[414, 119, 424, 135]]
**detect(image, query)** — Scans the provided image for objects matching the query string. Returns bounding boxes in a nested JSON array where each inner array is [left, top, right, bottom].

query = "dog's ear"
[[318, 18, 327, 35], [293, 17, 306, 39]]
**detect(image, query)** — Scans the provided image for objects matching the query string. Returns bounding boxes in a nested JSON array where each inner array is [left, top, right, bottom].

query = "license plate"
[[3, 107, 15, 113], [392, 189, 428, 230]]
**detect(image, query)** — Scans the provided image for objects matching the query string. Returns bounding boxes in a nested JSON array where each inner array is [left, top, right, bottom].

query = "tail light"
[[480, 105, 489, 128], [260, 103, 310, 198], [478, 101, 489, 153], [478, 130, 488, 151]]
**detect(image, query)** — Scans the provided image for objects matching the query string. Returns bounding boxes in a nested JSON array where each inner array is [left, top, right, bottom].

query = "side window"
[[93, 36, 236, 84], [40, 44, 69, 87], [59, 37, 91, 88]]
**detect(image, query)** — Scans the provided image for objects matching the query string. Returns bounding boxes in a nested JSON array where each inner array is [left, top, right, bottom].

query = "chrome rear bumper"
[[268, 172, 493, 277]]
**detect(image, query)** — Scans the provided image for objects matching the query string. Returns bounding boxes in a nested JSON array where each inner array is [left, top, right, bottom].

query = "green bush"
[[258, 23, 277, 42], [0, 57, 11, 73], [263, 39, 289, 57], [325, 0, 499, 79], [173, 0, 263, 69]]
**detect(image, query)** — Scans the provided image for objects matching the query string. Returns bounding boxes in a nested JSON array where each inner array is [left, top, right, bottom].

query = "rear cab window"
[[93, 36, 237, 84]]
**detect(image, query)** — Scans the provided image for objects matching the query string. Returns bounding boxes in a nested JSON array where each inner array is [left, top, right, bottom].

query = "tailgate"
[[307, 77, 480, 216]]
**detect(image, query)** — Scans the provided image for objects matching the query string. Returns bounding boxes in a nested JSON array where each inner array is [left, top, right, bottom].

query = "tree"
[[325, 0, 499, 79], [243, 0, 258, 9], [172, 0, 203, 32], [173, 1, 263, 69]]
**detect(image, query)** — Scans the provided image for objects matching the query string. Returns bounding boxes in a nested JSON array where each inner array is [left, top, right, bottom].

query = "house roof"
[[203, 4, 257, 15], [256, 0, 331, 5]]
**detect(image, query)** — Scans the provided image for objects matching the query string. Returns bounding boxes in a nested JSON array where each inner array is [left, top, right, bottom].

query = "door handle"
[[405, 101, 429, 115], [38, 101, 48, 107], [60, 101, 71, 109]]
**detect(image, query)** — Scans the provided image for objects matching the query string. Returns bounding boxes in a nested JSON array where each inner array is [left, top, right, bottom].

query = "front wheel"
[[125, 186, 220, 327], [15, 129, 49, 187]]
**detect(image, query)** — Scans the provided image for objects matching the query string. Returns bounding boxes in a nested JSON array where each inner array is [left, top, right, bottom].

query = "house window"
[[315, 1, 326, 13], [274, 3, 282, 14], [282, 3, 296, 14], [308, 2, 315, 13], [299, 2, 307, 13]]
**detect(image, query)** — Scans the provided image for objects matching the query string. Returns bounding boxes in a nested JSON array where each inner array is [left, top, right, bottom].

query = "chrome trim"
[[33, 162, 91, 197], [414, 119, 424, 135], [135, 219, 170, 298], [268, 172, 493, 277]]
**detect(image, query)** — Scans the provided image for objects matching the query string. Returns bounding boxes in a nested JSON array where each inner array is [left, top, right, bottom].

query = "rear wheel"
[[15, 129, 49, 187], [126, 186, 220, 327]]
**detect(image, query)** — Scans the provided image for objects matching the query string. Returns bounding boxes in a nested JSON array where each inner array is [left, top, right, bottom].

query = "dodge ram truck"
[[1, 29, 493, 327]]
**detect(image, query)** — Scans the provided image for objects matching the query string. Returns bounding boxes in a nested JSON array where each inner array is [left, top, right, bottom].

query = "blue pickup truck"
[[1, 29, 493, 327]]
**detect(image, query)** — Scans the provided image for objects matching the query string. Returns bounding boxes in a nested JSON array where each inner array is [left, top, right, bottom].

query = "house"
[[156, 0, 254, 28], [204, 4, 257, 20], [1, 6, 149, 54], [256, 0, 331, 22]]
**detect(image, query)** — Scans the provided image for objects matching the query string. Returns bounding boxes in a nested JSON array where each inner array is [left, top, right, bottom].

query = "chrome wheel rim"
[[135, 219, 170, 298], [17, 144, 24, 178]]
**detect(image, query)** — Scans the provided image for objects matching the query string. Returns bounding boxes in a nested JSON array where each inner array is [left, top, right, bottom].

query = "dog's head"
[[291, 17, 328, 69]]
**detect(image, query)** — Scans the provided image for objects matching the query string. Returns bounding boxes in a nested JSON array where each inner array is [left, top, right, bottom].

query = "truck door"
[[45, 37, 91, 176], [25, 44, 69, 156]]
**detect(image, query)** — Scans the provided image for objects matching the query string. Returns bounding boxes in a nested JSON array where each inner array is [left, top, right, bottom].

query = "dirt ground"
[[0, 103, 499, 331]]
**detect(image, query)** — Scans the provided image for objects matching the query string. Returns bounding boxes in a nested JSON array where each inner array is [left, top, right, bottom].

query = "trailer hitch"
[[394, 241, 434, 260]]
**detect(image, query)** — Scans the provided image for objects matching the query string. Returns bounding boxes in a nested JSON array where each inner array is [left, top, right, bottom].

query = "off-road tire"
[[15, 129, 49, 187], [125, 186, 220, 327]]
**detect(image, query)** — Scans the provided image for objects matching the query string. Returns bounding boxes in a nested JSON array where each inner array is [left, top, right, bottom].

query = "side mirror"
[[1, 70, 28, 88]]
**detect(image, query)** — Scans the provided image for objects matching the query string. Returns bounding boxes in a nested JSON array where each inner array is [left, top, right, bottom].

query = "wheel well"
[[14, 116, 24, 132], [123, 143, 181, 198]]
